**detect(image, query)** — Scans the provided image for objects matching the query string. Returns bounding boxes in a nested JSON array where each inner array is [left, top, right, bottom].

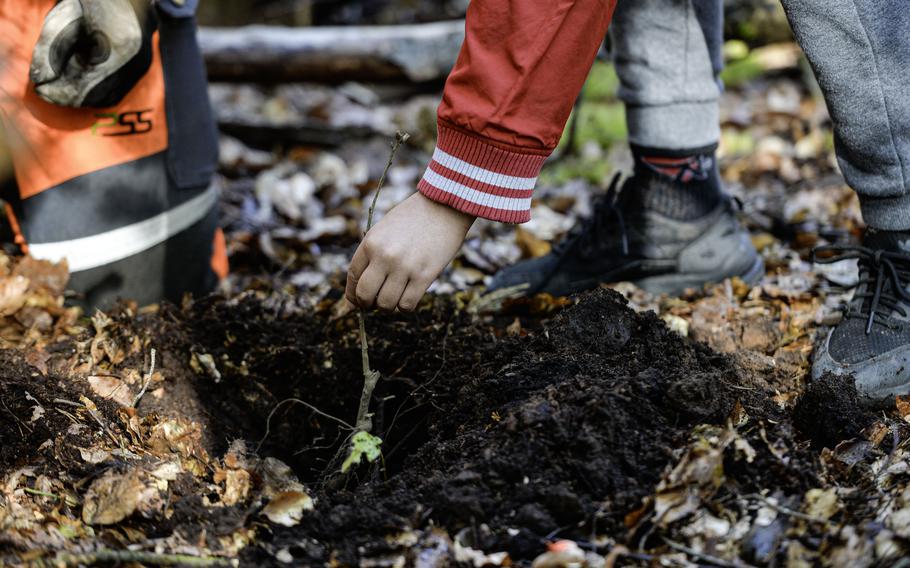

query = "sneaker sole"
[[813, 329, 910, 410], [633, 254, 765, 296]]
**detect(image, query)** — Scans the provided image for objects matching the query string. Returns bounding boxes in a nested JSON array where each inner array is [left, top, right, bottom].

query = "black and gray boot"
[[812, 229, 910, 405], [487, 173, 764, 297]]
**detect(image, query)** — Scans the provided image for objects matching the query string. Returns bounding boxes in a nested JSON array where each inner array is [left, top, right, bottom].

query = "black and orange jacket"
[[0, 0, 226, 308]]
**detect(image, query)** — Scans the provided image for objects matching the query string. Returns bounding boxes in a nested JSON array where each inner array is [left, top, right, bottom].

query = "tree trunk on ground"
[[198, 21, 464, 84]]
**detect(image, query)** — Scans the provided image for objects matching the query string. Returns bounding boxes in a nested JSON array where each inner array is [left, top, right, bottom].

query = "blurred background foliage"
[[198, 0, 791, 44]]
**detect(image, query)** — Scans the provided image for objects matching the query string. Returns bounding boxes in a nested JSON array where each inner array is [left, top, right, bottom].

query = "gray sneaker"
[[487, 176, 764, 297], [812, 229, 910, 405]]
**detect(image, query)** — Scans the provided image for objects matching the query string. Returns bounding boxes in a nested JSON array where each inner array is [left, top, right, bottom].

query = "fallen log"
[[198, 20, 465, 84]]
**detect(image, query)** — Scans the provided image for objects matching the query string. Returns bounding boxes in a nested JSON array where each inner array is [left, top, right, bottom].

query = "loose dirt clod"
[[793, 371, 876, 449]]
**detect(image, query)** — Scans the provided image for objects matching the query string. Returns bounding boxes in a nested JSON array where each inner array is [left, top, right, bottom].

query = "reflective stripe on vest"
[[28, 184, 217, 272]]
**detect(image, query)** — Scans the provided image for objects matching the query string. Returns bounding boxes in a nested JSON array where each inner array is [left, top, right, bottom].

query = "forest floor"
[[1, 41, 906, 567]]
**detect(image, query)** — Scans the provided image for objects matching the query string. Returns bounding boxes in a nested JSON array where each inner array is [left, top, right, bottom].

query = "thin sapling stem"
[[354, 130, 410, 434]]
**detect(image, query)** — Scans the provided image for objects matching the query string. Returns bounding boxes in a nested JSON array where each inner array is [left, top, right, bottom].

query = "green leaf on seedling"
[[341, 431, 383, 473]]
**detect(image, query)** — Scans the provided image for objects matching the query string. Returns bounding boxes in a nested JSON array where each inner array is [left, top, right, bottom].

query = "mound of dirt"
[[1, 288, 883, 566], [150, 289, 775, 563]]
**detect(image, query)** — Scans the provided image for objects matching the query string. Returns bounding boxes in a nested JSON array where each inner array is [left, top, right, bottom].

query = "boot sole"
[[634, 254, 765, 296]]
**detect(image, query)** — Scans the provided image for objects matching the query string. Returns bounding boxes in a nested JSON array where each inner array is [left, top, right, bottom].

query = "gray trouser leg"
[[610, 0, 723, 150], [780, 0, 910, 230]]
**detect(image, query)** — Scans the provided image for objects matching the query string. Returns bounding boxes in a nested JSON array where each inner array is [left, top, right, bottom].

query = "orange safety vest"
[[0, 0, 227, 308]]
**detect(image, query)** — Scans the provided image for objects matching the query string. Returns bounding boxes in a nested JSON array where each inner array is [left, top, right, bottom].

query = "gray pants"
[[611, 0, 723, 151], [781, 0, 910, 231], [614, 0, 910, 230]]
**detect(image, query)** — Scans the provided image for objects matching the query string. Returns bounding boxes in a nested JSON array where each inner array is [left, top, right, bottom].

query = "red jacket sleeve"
[[417, 0, 616, 223]]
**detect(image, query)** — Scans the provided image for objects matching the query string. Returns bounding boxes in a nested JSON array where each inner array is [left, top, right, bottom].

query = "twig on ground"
[[133, 348, 157, 407], [257, 397, 354, 453], [83, 404, 120, 447], [743, 493, 831, 525], [354, 130, 410, 434], [36, 550, 234, 567], [23, 488, 60, 500]]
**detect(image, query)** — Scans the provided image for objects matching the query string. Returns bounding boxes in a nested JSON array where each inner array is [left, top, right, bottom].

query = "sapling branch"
[[353, 130, 410, 435]]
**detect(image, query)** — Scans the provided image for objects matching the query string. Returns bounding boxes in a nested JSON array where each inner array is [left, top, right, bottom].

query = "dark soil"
[[138, 288, 838, 564], [793, 371, 877, 450], [0, 289, 880, 565], [0, 351, 114, 476]]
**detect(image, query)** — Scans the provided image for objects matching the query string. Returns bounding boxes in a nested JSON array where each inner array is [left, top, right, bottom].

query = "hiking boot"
[[812, 229, 910, 405], [487, 175, 764, 297]]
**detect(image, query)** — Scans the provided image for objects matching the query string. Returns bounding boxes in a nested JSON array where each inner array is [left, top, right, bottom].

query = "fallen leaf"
[[82, 471, 145, 525], [88, 376, 134, 407], [257, 457, 305, 498], [24, 348, 50, 375], [889, 508, 910, 539], [0, 275, 29, 316], [78, 447, 111, 464], [804, 488, 839, 521], [653, 429, 730, 526], [897, 396, 910, 423], [12, 256, 69, 296], [262, 490, 314, 527], [531, 540, 585, 568], [515, 227, 551, 259], [216, 468, 251, 506], [453, 541, 510, 568], [864, 422, 889, 446]]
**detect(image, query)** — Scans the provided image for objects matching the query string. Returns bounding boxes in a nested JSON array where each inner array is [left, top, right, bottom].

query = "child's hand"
[[346, 192, 475, 311]]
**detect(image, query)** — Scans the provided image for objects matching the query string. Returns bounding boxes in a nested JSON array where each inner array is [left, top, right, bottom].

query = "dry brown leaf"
[[82, 471, 145, 525], [12, 256, 69, 296], [79, 447, 111, 464], [261, 491, 314, 527], [804, 488, 840, 521], [653, 429, 731, 526], [257, 457, 306, 499], [864, 421, 889, 446], [147, 419, 209, 474], [0, 275, 30, 316], [896, 396, 910, 423], [515, 227, 551, 259], [218, 469, 251, 506], [24, 348, 50, 375], [88, 376, 134, 407]]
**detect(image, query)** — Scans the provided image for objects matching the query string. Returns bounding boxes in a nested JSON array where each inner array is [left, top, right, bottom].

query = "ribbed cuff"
[[417, 123, 548, 224]]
